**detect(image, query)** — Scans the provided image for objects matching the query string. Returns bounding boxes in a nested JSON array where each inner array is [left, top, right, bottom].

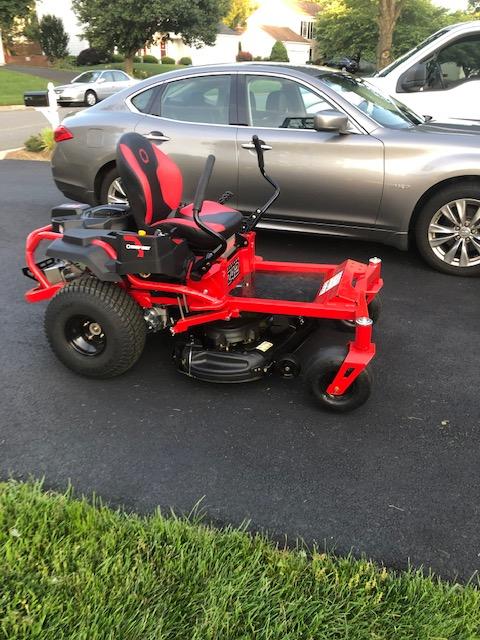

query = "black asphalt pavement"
[[5, 64, 77, 84], [1, 160, 479, 582]]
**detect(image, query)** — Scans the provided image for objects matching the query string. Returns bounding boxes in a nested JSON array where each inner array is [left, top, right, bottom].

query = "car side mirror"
[[97, 77, 106, 84], [314, 110, 349, 134], [399, 63, 426, 93]]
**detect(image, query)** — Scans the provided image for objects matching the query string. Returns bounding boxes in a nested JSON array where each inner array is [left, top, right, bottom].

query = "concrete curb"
[[0, 147, 25, 160], [0, 105, 29, 112]]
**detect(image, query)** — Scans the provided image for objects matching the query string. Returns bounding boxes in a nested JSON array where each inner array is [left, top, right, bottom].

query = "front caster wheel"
[[306, 354, 372, 412], [335, 294, 382, 332], [45, 277, 146, 378]]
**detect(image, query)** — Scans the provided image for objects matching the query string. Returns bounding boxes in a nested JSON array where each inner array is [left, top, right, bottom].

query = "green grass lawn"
[[0, 69, 55, 106], [1, 481, 479, 639]]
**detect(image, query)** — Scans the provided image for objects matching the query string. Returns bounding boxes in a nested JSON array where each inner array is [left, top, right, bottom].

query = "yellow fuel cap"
[[138, 229, 147, 237]]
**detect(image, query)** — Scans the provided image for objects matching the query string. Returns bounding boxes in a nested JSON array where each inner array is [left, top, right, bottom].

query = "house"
[[147, 0, 319, 65], [35, 0, 88, 55], [240, 0, 319, 64]]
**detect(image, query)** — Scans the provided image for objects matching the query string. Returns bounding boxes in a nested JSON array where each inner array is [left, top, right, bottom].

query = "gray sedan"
[[54, 69, 137, 106], [52, 63, 480, 275]]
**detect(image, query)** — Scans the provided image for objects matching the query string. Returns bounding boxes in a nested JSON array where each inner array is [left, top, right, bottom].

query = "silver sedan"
[[54, 69, 137, 107], [52, 63, 480, 276]]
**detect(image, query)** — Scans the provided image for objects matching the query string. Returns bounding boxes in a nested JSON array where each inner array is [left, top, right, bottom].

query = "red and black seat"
[[116, 132, 243, 251]]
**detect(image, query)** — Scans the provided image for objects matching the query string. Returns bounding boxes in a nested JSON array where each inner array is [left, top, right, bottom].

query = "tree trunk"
[[376, 0, 404, 70], [124, 55, 134, 76]]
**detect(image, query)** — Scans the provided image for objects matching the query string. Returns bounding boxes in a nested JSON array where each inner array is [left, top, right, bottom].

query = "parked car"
[[54, 69, 137, 106], [52, 63, 480, 275], [324, 55, 360, 74], [368, 21, 480, 122]]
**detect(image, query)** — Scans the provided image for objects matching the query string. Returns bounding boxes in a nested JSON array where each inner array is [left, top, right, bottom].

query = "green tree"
[[223, 0, 256, 29], [0, 0, 35, 52], [316, 0, 469, 70], [39, 14, 69, 61], [72, 0, 230, 74], [469, 0, 480, 12], [269, 40, 289, 61]]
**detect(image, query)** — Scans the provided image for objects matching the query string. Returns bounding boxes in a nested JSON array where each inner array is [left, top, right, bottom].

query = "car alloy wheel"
[[428, 198, 480, 269], [107, 178, 128, 205], [85, 91, 97, 106]]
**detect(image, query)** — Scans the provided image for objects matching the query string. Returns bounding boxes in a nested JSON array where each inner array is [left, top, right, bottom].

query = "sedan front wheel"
[[415, 184, 480, 276], [100, 168, 128, 205]]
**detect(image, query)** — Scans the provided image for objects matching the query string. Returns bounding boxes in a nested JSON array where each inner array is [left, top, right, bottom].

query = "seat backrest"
[[116, 132, 183, 227]]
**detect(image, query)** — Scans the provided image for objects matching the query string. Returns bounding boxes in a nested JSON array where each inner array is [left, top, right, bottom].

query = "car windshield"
[[73, 71, 101, 83], [320, 73, 423, 129], [375, 27, 453, 77]]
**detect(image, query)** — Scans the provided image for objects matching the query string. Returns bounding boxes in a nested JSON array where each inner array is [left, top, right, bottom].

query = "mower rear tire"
[[306, 351, 372, 412], [45, 277, 146, 378]]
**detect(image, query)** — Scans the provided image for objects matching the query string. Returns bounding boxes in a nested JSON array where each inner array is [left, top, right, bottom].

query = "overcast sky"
[[431, 0, 468, 9]]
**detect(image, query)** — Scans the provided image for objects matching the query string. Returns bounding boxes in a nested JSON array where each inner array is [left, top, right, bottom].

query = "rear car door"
[[96, 71, 116, 99], [132, 73, 239, 205], [236, 73, 384, 227]]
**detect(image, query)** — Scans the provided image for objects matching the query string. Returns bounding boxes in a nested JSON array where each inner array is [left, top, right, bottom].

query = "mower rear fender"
[[46, 238, 121, 282]]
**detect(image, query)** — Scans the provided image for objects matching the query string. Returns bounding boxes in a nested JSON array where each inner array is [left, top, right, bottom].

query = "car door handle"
[[145, 131, 170, 142], [241, 142, 272, 150]]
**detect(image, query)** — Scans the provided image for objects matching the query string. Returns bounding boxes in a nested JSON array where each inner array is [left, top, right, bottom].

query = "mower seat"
[[116, 132, 243, 252]]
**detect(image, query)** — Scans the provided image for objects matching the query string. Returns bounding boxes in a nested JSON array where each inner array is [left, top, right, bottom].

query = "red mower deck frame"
[[25, 226, 383, 396]]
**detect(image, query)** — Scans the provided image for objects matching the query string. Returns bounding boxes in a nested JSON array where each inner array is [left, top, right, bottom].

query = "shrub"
[[111, 53, 125, 63], [253, 56, 263, 61], [269, 40, 289, 62], [39, 14, 69, 62], [76, 47, 110, 66], [161, 56, 175, 64], [40, 127, 55, 152], [142, 54, 158, 64], [53, 55, 77, 69], [24, 128, 55, 153], [236, 51, 253, 62], [133, 55, 142, 63], [133, 69, 148, 79], [24, 133, 44, 153], [178, 56, 192, 66]]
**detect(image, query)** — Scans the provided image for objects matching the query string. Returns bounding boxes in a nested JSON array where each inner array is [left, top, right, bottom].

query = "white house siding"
[[147, 33, 240, 65], [35, 0, 89, 55]]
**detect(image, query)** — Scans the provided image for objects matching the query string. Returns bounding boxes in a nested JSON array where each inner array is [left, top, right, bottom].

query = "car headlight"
[[55, 89, 64, 94]]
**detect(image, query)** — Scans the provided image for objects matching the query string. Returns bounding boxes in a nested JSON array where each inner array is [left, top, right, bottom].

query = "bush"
[[52, 55, 77, 69], [142, 54, 158, 64], [236, 51, 253, 62], [24, 133, 44, 153], [133, 55, 142, 63], [161, 56, 175, 64], [39, 14, 69, 62], [40, 127, 55, 152], [178, 56, 192, 66], [269, 40, 289, 62], [253, 55, 263, 61], [111, 53, 125, 63], [133, 69, 148, 79], [76, 47, 110, 66]]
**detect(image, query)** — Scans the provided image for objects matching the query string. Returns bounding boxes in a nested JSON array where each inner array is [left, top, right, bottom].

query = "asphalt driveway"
[[0, 160, 479, 582]]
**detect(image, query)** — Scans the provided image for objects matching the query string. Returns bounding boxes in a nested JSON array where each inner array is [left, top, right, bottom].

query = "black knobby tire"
[[45, 278, 146, 378], [306, 350, 372, 412], [84, 90, 98, 106], [415, 183, 480, 276], [335, 294, 382, 332]]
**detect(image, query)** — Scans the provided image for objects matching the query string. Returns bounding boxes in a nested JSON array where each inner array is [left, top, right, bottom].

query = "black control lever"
[[243, 135, 280, 232]]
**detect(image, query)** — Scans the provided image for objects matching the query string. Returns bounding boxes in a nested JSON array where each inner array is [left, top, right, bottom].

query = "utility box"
[[24, 91, 49, 107]]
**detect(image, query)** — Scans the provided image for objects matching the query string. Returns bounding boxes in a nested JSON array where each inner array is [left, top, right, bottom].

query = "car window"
[[246, 75, 332, 129], [73, 71, 101, 83], [131, 87, 156, 113], [159, 75, 231, 124], [113, 71, 128, 82], [321, 73, 421, 129], [102, 72, 115, 82], [419, 34, 480, 91]]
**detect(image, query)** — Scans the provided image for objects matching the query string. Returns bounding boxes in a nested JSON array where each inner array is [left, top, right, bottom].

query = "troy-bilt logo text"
[[124, 235, 151, 258]]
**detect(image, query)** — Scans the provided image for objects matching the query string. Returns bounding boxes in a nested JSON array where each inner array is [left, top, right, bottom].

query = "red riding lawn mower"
[[24, 133, 383, 412]]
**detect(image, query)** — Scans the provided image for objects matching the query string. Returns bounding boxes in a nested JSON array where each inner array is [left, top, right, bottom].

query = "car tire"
[[45, 277, 146, 378], [415, 183, 480, 276], [99, 167, 128, 205], [84, 90, 98, 107]]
